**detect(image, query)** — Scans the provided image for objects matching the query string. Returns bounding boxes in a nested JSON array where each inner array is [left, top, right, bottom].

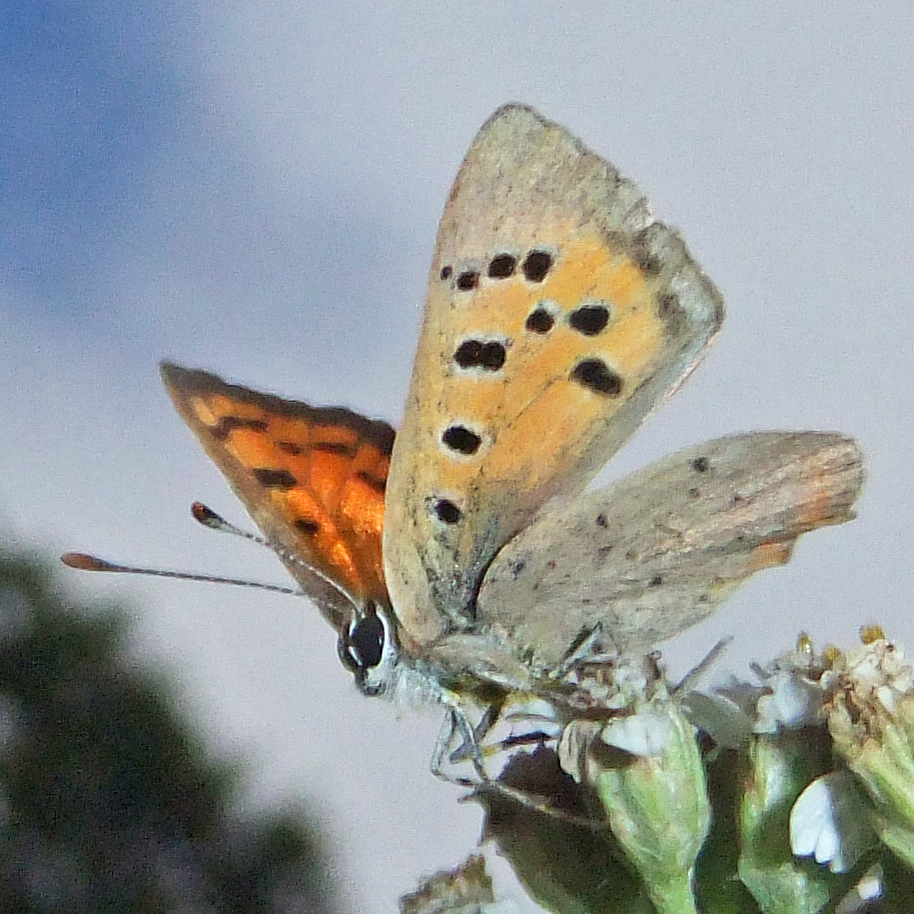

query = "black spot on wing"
[[509, 560, 526, 579], [454, 340, 506, 371], [312, 441, 358, 457], [212, 416, 269, 440], [253, 468, 298, 489], [456, 270, 479, 291], [432, 499, 461, 525], [356, 470, 386, 494], [632, 231, 663, 276], [487, 254, 517, 278], [568, 304, 610, 336], [522, 251, 553, 282], [525, 304, 555, 334], [442, 425, 482, 455], [657, 293, 680, 320], [570, 360, 623, 396]]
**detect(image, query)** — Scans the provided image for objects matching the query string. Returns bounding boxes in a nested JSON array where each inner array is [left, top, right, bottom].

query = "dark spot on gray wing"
[[440, 265, 452, 280], [688, 487, 701, 499], [657, 292, 689, 338], [442, 425, 482, 455], [691, 456, 710, 473], [253, 468, 298, 489], [568, 304, 610, 336], [570, 359, 623, 396], [657, 293, 680, 319], [636, 252, 662, 276], [522, 250, 553, 282], [632, 231, 663, 276], [595, 513, 608, 528], [487, 254, 517, 278], [433, 498, 461, 525], [649, 575, 663, 587]]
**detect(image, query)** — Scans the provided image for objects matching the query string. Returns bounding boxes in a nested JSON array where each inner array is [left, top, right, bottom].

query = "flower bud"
[[826, 636, 914, 868], [570, 702, 710, 914]]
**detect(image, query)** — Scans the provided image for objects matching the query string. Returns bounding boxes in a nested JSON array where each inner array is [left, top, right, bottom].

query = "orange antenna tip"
[[190, 501, 221, 527], [60, 552, 115, 571]]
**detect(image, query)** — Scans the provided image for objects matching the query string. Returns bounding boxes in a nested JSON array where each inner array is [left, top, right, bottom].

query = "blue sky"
[[2, 3, 913, 911], [1, 4, 190, 309]]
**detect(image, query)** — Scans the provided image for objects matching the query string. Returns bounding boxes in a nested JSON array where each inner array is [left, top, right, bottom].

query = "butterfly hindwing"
[[161, 363, 393, 632], [477, 431, 865, 670], [384, 104, 724, 644]]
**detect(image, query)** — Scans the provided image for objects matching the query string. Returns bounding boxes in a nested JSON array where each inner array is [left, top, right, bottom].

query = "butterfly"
[[79, 105, 865, 717]]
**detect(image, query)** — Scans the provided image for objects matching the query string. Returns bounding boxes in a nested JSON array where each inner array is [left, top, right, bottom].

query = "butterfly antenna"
[[191, 501, 270, 546], [60, 551, 301, 595], [62, 502, 358, 606], [190, 502, 359, 609]]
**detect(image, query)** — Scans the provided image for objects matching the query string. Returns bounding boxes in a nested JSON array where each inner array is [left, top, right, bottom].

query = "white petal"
[[790, 771, 872, 874], [601, 711, 672, 756]]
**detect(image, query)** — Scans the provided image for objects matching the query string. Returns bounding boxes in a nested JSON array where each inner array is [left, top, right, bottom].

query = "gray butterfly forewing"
[[476, 431, 864, 671]]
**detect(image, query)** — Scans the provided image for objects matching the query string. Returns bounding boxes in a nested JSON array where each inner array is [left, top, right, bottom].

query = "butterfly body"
[[159, 104, 864, 706]]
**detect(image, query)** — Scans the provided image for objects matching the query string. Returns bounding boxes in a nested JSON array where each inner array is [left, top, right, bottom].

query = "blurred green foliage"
[[0, 548, 340, 914]]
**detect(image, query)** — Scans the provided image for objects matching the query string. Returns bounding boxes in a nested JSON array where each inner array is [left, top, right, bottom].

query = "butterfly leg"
[[445, 697, 505, 765], [551, 624, 605, 680], [430, 692, 520, 786], [430, 704, 487, 788], [428, 700, 611, 829]]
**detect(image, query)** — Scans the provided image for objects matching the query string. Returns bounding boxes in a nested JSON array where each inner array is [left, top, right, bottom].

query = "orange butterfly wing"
[[161, 363, 394, 632]]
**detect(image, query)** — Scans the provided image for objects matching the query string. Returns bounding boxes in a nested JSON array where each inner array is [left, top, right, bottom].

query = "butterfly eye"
[[337, 603, 397, 697], [339, 604, 384, 669]]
